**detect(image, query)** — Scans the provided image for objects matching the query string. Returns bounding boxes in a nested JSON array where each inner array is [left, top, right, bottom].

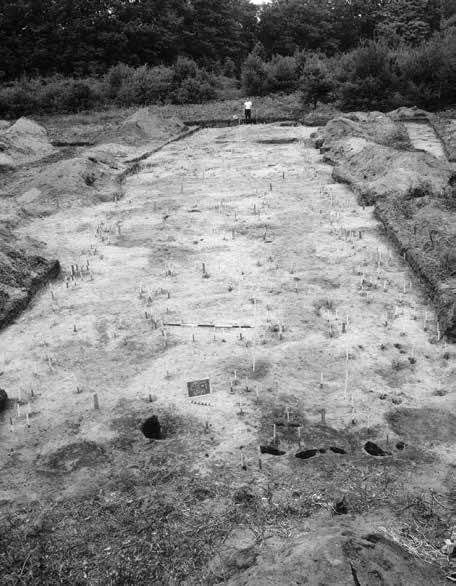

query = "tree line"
[[1, 0, 456, 115], [2, 0, 456, 81]]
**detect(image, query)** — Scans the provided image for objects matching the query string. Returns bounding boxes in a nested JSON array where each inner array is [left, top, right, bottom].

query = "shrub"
[[59, 80, 96, 112], [131, 65, 174, 104], [172, 57, 199, 85], [335, 41, 401, 109], [300, 55, 335, 108], [105, 63, 134, 100], [241, 48, 268, 95], [0, 84, 37, 117], [265, 55, 299, 93], [222, 57, 237, 78], [172, 77, 217, 104]]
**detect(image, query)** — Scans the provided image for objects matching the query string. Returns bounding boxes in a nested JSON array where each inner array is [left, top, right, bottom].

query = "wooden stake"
[[93, 393, 100, 410]]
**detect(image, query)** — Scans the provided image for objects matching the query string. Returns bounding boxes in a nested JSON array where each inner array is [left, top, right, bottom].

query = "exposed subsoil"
[[1, 120, 455, 583]]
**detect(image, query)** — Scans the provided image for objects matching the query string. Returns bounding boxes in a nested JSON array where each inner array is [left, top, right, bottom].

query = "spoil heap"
[[9, 153, 125, 216], [101, 108, 186, 146], [0, 118, 55, 170]]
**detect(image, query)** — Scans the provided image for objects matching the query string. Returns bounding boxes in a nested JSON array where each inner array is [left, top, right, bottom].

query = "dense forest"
[[1, 0, 456, 115]]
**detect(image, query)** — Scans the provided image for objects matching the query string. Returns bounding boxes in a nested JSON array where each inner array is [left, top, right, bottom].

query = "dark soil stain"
[[38, 441, 108, 473], [386, 407, 456, 444], [296, 449, 318, 460], [260, 445, 286, 456], [364, 441, 390, 457]]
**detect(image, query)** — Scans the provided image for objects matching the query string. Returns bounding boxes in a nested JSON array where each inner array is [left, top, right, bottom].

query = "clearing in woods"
[[0, 122, 454, 583]]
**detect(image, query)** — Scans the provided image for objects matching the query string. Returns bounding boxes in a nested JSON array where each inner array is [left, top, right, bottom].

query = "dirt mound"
[[389, 106, 429, 121], [301, 105, 341, 127], [317, 112, 411, 154], [102, 109, 186, 146], [332, 141, 452, 205], [40, 441, 108, 472], [9, 155, 125, 215], [0, 226, 59, 329], [0, 117, 55, 168], [228, 527, 441, 585]]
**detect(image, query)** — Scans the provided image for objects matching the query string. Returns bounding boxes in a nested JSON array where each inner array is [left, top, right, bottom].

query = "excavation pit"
[[260, 445, 286, 456]]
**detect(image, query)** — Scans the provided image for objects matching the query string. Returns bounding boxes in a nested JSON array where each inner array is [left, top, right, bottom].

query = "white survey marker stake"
[[187, 378, 211, 398]]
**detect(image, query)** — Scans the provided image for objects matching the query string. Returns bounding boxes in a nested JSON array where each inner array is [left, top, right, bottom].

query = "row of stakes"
[[320, 186, 444, 341], [14, 141, 444, 433]]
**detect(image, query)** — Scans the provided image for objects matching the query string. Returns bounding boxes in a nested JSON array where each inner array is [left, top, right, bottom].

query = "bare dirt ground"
[[1, 122, 455, 583], [405, 121, 447, 160]]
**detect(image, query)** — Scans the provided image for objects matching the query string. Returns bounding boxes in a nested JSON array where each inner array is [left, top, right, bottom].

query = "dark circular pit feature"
[[364, 441, 390, 457], [0, 388, 8, 413], [334, 497, 348, 515], [260, 445, 286, 456], [330, 446, 347, 455], [319, 448, 327, 454], [141, 415, 162, 439], [295, 449, 318, 460], [396, 441, 406, 450]]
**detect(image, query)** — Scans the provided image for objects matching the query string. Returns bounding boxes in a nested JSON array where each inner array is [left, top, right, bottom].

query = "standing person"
[[244, 98, 252, 123]]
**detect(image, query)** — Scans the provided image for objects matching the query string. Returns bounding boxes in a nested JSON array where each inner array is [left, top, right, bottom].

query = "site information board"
[[187, 379, 211, 397]]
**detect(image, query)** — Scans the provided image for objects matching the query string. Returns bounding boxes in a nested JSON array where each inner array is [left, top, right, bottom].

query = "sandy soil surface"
[[1, 122, 455, 583], [405, 121, 446, 160]]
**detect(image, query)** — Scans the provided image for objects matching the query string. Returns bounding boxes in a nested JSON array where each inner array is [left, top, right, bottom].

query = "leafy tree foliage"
[[300, 54, 335, 108], [0, 0, 257, 80]]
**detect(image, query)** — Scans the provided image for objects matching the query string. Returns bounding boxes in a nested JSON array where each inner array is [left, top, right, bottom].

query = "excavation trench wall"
[[183, 116, 298, 128], [0, 248, 60, 330], [316, 112, 456, 339], [117, 126, 201, 183]]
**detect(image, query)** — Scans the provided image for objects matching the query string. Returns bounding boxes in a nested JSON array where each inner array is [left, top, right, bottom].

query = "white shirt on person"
[[244, 101, 252, 110]]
